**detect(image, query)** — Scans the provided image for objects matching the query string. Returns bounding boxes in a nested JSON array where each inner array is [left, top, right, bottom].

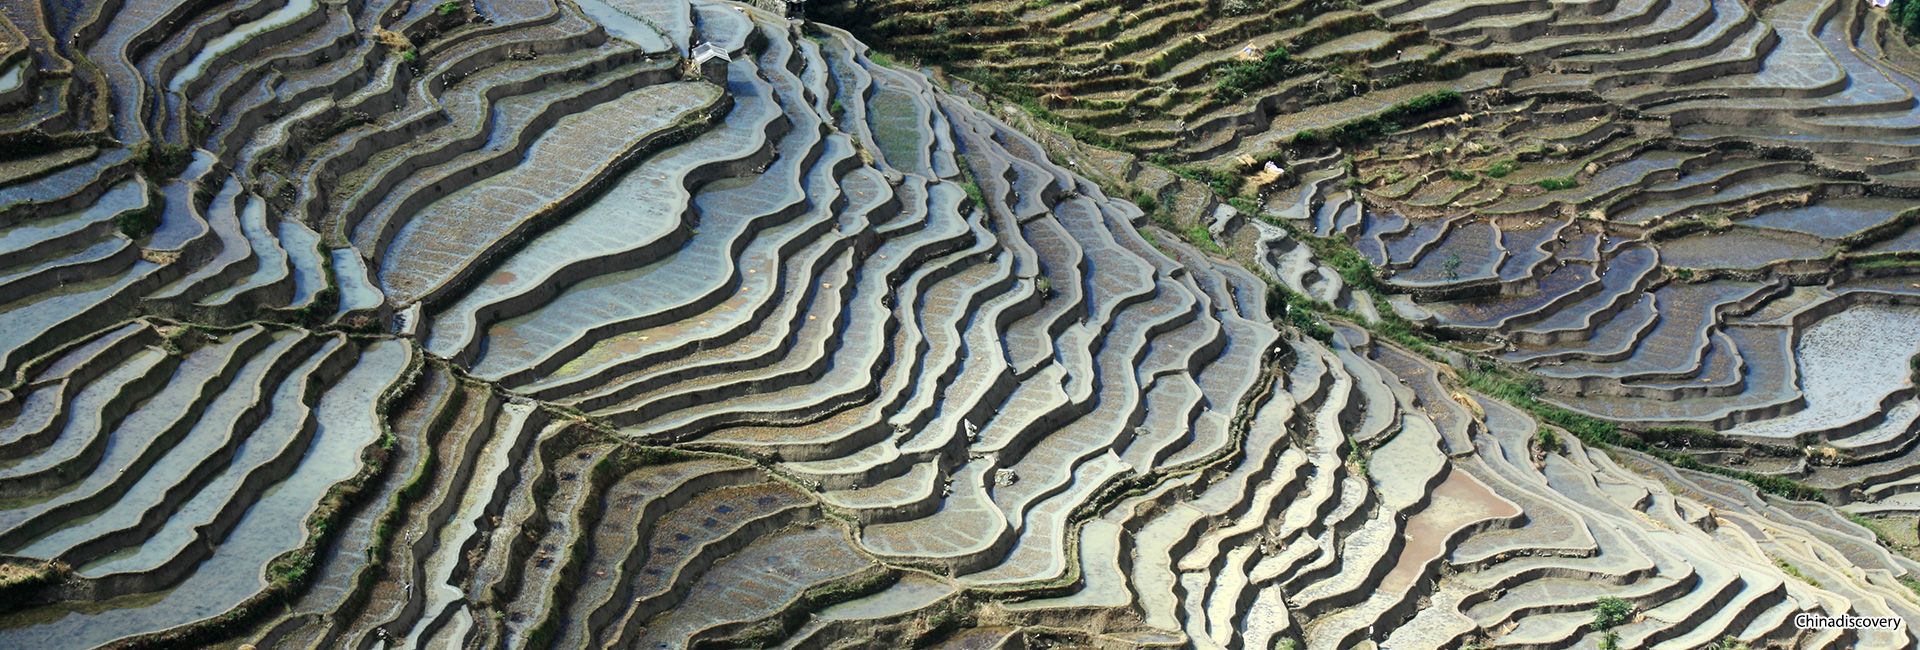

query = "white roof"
[[692, 42, 730, 64]]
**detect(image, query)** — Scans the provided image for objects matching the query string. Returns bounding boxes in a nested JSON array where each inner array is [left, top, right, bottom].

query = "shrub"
[[1318, 242, 1382, 293], [435, 0, 461, 14], [958, 180, 985, 207], [1346, 445, 1370, 476], [1265, 282, 1335, 341], [1171, 165, 1239, 197], [1535, 427, 1562, 454], [132, 141, 194, 179], [1485, 159, 1516, 178], [1290, 305, 1333, 341], [1592, 597, 1633, 630], [185, 110, 213, 140], [1895, 0, 1920, 34], [1131, 190, 1159, 214], [1397, 89, 1462, 113], [1537, 176, 1579, 191], [266, 551, 313, 584], [1212, 46, 1313, 101], [114, 202, 159, 239]]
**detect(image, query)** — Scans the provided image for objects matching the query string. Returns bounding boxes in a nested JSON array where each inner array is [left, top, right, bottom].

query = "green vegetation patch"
[[1459, 364, 1826, 502], [1171, 165, 1240, 198], [1184, 224, 1224, 255], [1891, 0, 1920, 35], [131, 141, 194, 179], [1290, 90, 1465, 149], [1774, 557, 1820, 587], [1535, 427, 1563, 454], [1212, 46, 1315, 101], [114, 202, 160, 240], [1536, 176, 1579, 191], [1592, 596, 1634, 629]]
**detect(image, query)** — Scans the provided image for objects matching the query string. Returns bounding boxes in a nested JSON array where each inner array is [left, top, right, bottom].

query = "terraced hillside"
[[852, 0, 1920, 509], [818, 0, 1514, 162], [1275, 0, 1920, 509], [0, 0, 1918, 647]]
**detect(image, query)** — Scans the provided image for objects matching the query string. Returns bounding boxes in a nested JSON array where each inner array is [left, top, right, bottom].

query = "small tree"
[[1593, 596, 1634, 629]]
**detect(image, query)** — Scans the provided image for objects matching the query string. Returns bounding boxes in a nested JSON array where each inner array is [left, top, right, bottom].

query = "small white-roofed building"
[[690, 41, 730, 83]]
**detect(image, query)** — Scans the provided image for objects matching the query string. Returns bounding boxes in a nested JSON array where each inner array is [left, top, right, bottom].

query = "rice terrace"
[[3, 0, 1920, 646]]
